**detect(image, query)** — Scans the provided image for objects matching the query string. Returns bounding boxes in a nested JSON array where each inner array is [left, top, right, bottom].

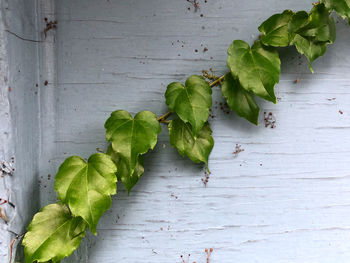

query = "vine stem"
[[8, 233, 25, 263], [157, 73, 226, 122]]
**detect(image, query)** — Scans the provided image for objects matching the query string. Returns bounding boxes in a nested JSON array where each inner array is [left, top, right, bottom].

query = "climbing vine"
[[20, 1, 350, 262]]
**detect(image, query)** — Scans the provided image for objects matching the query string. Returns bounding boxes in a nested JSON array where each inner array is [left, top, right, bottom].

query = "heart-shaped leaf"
[[165, 75, 212, 136], [291, 35, 328, 73], [259, 6, 335, 73], [105, 110, 161, 173], [258, 10, 294, 47], [221, 73, 260, 125], [321, 0, 350, 23], [297, 3, 335, 43], [107, 145, 144, 194], [54, 153, 117, 234], [227, 40, 280, 103], [23, 203, 86, 263], [290, 5, 335, 72], [169, 118, 214, 167]]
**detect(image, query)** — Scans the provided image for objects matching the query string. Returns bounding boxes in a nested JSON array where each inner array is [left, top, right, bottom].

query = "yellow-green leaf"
[[54, 153, 117, 234], [165, 75, 212, 136], [22, 203, 86, 263]]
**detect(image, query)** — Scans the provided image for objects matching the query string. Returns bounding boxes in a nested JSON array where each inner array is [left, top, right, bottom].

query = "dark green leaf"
[[107, 145, 144, 193], [221, 73, 260, 125], [297, 3, 336, 43], [290, 35, 327, 73], [227, 40, 280, 103], [54, 153, 117, 234], [258, 10, 294, 47], [165, 75, 212, 136], [169, 118, 214, 167], [23, 203, 86, 263], [321, 0, 350, 23], [290, 5, 335, 72], [105, 110, 161, 174], [259, 6, 336, 72]]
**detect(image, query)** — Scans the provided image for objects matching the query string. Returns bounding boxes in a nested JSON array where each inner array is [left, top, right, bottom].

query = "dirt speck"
[[43, 19, 58, 38], [201, 171, 210, 186], [264, 112, 276, 128], [233, 144, 244, 157], [186, 0, 199, 12]]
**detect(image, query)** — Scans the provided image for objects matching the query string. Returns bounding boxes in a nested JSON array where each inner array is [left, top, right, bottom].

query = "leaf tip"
[[91, 228, 98, 236], [206, 165, 211, 174], [309, 63, 315, 74]]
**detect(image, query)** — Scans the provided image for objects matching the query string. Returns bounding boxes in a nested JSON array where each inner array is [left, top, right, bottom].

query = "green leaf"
[[291, 35, 327, 73], [169, 118, 214, 167], [258, 10, 294, 47], [227, 40, 280, 103], [321, 0, 350, 23], [165, 75, 212, 136], [289, 11, 310, 34], [259, 6, 336, 73], [107, 145, 144, 193], [105, 110, 161, 174], [290, 5, 335, 72], [54, 153, 117, 234], [297, 3, 336, 43], [221, 73, 260, 125], [22, 203, 86, 263]]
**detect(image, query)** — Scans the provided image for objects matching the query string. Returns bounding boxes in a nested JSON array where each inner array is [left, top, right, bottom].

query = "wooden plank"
[[18, 0, 350, 262]]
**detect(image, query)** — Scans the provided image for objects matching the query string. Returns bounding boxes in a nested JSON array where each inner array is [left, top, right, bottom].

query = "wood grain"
[[3, 0, 350, 262]]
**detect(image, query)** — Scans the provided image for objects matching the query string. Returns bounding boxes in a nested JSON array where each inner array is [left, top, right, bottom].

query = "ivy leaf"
[[54, 153, 117, 234], [169, 118, 214, 168], [290, 5, 335, 72], [321, 0, 350, 23], [105, 110, 161, 174], [22, 203, 86, 263], [258, 10, 294, 47], [297, 3, 336, 43], [221, 73, 260, 125], [259, 6, 335, 73], [227, 40, 280, 103], [291, 35, 327, 73], [107, 145, 144, 193], [165, 75, 212, 136]]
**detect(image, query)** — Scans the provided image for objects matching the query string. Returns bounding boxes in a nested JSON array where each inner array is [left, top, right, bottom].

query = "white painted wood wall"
[[2, 0, 350, 262]]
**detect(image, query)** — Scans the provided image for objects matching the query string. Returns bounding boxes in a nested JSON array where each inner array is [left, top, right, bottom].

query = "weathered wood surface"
[[2, 0, 350, 262], [0, 0, 40, 261]]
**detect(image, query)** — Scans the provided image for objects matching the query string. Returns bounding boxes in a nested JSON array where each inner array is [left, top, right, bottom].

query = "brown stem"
[[209, 74, 225, 87], [156, 111, 172, 121], [8, 233, 25, 263], [157, 73, 226, 123]]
